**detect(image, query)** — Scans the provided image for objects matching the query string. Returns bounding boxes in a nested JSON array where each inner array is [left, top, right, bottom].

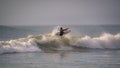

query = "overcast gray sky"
[[0, 0, 120, 25]]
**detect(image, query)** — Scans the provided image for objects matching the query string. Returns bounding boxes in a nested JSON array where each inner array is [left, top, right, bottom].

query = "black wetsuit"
[[59, 27, 64, 36]]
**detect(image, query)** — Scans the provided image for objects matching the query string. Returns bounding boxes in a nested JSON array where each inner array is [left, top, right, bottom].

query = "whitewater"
[[0, 26, 120, 54]]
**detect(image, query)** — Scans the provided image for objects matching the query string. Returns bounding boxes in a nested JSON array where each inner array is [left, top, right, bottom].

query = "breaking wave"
[[0, 26, 120, 54]]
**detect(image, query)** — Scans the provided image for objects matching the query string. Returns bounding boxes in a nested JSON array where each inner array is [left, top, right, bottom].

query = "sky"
[[0, 0, 120, 25]]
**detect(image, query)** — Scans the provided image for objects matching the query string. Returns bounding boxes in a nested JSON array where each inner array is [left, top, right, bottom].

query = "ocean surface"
[[0, 25, 120, 68]]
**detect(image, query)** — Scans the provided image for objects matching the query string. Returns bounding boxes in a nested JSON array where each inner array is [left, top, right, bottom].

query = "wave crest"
[[75, 33, 120, 49], [0, 37, 41, 54]]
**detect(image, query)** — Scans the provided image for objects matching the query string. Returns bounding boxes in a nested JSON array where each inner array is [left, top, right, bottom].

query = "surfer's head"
[[60, 27, 63, 30]]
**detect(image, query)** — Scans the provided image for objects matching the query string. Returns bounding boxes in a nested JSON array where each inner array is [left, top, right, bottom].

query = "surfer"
[[59, 27, 69, 36], [59, 27, 64, 36]]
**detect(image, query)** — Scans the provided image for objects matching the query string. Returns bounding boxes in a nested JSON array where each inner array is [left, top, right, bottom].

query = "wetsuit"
[[59, 27, 64, 36]]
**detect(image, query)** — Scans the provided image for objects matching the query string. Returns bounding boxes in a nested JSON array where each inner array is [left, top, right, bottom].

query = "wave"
[[0, 26, 120, 54], [0, 37, 41, 54], [74, 33, 120, 49]]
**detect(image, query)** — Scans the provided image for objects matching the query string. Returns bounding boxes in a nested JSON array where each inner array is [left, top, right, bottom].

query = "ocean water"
[[0, 25, 120, 68]]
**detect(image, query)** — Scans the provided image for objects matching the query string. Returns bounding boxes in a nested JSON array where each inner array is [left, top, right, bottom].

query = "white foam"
[[74, 33, 120, 49], [0, 38, 41, 54]]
